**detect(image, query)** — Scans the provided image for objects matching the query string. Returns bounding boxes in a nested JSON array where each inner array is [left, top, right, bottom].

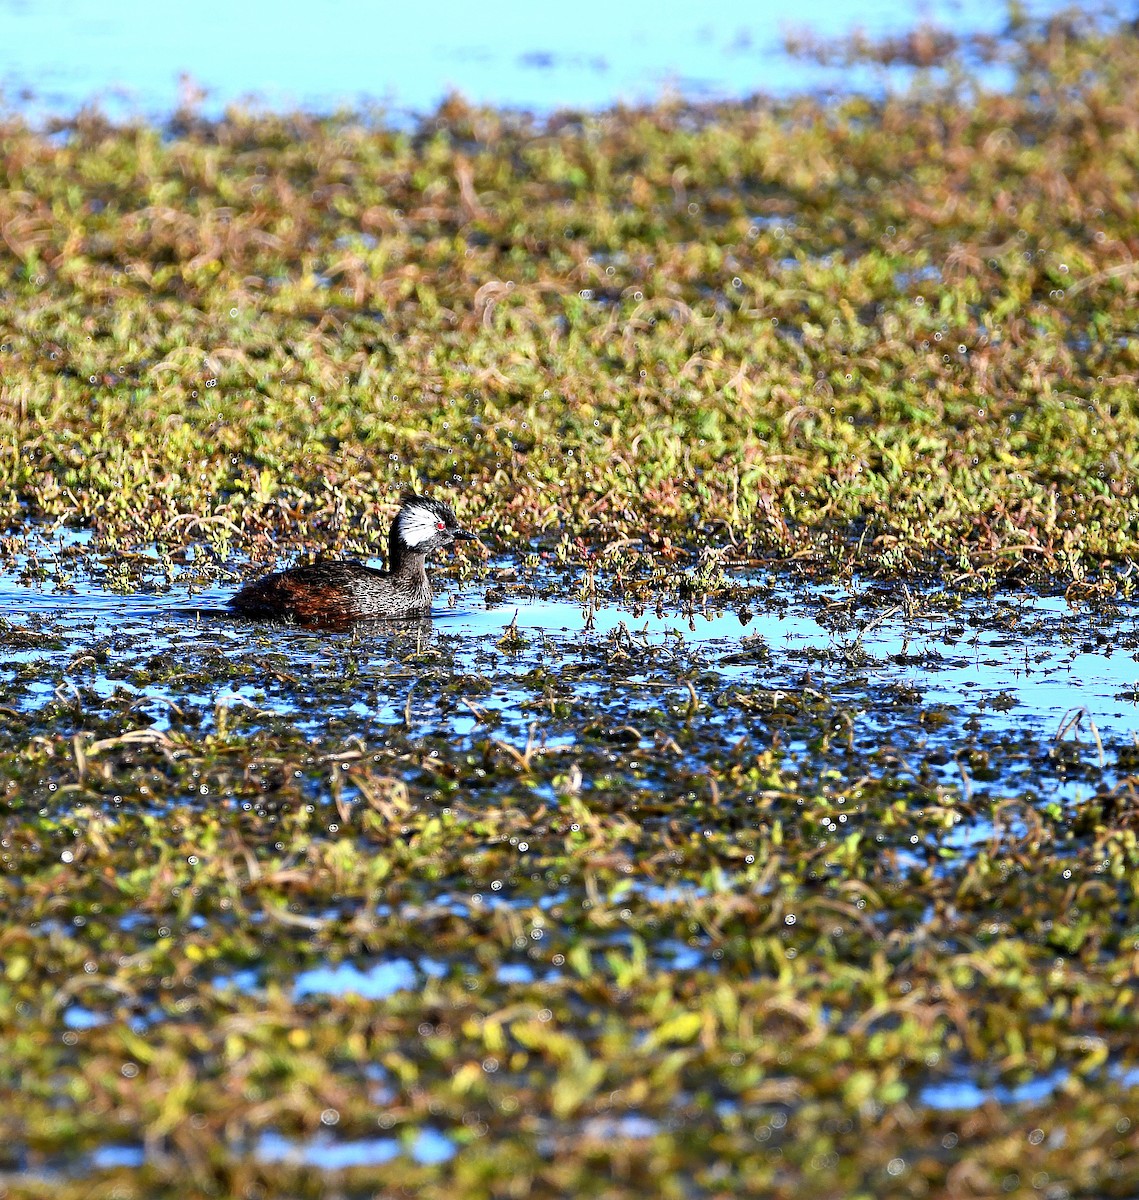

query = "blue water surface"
[[0, 0, 1095, 121]]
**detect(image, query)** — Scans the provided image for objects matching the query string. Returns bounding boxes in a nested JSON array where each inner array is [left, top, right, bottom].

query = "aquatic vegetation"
[[0, 13, 1137, 585], [1, 565, 1138, 1198], [1, 9, 1139, 1199]]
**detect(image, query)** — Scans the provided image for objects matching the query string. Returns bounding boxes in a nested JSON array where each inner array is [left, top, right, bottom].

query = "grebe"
[[229, 495, 475, 624]]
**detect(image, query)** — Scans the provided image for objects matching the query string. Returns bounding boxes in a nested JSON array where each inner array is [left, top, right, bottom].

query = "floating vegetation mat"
[[2, 8, 1139, 1198], [1, 544, 1139, 1198]]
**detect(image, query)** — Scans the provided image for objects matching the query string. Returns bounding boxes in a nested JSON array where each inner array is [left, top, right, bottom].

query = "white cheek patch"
[[400, 505, 442, 546]]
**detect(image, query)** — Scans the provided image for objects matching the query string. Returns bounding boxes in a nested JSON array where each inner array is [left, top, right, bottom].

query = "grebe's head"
[[392, 495, 476, 557]]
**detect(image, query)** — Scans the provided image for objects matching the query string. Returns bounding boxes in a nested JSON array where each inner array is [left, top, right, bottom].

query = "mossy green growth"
[[0, 15, 1137, 588]]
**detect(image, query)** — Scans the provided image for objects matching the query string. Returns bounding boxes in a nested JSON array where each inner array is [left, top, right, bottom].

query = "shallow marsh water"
[[2, 536, 1139, 1188], [5, 547, 1137, 783]]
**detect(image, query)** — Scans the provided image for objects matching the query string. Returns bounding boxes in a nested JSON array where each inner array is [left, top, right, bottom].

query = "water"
[[445, 592, 1139, 746], [255, 1127, 456, 1167], [0, 0, 1089, 122], [89, 1144, 146, 1170], [920, 1063, 1139, 1110], [2, 553, 1137, 758], [2, 545, 1137, 925], [2, 531, 1136, 878], [293, 956, 448, 1000], [71, 1130, 458, 1175]]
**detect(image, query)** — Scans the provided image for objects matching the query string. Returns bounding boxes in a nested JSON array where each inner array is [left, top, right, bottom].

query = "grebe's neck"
[[392, 552, 428, 585], [388, 528, 429, 583]]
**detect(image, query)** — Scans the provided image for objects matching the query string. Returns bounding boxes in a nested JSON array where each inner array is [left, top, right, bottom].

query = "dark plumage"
[[229, 496, 475, 625]]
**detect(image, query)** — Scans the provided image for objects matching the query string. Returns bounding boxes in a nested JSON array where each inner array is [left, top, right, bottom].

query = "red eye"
[[436, 521, 445, 530]]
